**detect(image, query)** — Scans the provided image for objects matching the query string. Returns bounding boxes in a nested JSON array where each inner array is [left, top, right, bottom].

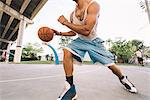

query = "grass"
[[20, 60, 55, 64], [18, 60, 149, 67], [20, 60, 93, 64]]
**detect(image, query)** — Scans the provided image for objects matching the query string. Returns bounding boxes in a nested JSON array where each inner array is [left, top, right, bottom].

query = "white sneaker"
[[120, 76, 137, 93]]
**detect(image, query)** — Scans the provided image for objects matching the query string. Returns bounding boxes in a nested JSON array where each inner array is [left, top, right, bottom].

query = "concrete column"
[[13, 18, 26, 63], [145, 0, 150, 24], [5, 42, 12, 63]]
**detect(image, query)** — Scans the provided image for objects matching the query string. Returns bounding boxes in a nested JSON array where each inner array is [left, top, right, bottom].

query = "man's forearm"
[[57, 31, 76, 36], [63, 21, 90, 36]]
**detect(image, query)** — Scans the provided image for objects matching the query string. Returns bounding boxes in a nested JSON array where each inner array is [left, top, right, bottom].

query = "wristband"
[[59, 32, 63, 36]]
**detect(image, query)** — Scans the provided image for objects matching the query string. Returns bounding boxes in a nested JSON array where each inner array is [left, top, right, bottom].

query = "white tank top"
[[72, 0, 99, 40]]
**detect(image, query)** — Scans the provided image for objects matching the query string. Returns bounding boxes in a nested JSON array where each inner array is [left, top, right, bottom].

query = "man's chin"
[[72, 0, 78, 3]]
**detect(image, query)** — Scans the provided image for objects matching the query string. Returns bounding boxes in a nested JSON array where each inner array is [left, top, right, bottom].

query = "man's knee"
[[63, 49, 72, 58], [108, 64, 118, 70]]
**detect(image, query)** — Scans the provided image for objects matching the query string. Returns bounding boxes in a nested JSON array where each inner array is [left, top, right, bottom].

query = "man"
[[1, 50, 7, 62], [53, 0, 137, 99], [136, 49, 144, 66]]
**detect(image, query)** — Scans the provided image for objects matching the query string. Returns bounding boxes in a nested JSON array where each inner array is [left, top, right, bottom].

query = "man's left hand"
[[58, 15, 68, 25]]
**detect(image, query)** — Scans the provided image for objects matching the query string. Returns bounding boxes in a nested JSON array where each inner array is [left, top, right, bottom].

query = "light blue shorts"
[[64, 37, 115, 66]]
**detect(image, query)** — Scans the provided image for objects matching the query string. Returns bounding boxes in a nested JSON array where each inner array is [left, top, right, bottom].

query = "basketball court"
[[0, 63, 150, 100], [0, 0, 150, 100]]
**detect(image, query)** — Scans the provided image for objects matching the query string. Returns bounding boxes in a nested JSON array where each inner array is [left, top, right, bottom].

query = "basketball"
[[38, 27, 54, 42]]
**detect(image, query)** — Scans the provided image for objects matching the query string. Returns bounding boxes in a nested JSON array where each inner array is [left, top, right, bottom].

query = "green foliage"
[[109, 39, 134, 63], [22, 42, 43, 59], [108, 39, 148, 63], [145, 49, 150, 57], [130, 39, 145, 50], [58, 36, 73, 49]]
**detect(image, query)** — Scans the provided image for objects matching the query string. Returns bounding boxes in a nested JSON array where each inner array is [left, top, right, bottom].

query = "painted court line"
[[0, 68, 149, 83], [0, 75, 63, 83], [0, 69, 99, 83]]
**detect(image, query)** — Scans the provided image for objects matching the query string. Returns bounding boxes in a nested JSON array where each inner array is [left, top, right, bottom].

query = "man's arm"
[[58, 2, 100, 36], [53, 30, 76, 36], [53, 12, 76, 36]]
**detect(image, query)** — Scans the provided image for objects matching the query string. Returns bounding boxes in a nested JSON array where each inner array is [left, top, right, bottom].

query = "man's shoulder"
[[90, 1, 100, 7], [88, 1, 100, 13]]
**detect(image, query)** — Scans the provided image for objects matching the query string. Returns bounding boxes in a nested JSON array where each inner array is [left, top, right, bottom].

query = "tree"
[[145, 48, 150, 57], [131, 39, 144, 50], [109, 39, 134, 63], [131, 39, 149, 57], [22, 42, 43, 60], [108, 38, 149, 63], [58, 36, 73, 50]]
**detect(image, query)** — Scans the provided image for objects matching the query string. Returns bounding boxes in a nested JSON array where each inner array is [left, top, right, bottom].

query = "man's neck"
[[77, 0, 92, 9]]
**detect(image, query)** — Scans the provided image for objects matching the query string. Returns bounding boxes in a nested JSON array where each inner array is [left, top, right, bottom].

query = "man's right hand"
[[52, 29, 61, 35]]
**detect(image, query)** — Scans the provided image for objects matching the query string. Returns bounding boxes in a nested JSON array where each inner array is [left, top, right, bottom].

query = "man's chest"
[[75, 8, 86, 21]]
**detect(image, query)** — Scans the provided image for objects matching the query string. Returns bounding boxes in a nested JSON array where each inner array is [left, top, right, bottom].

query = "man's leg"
[[108, 64, 137, 93], [63, 49, 73, 77], [63, 49, 74, 86], [141, 61, 144, 66], [137, 57, 141, 65], [140, 58, 144, 66], [57, 49, 77, 100], [108, 64, 123, 79]]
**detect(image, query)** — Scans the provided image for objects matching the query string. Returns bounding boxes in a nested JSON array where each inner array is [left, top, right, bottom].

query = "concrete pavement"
[[0, 63, 150, 100]]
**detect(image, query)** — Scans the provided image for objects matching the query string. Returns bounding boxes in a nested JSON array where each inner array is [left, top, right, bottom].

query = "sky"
[[12, 0, 150, 54]]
